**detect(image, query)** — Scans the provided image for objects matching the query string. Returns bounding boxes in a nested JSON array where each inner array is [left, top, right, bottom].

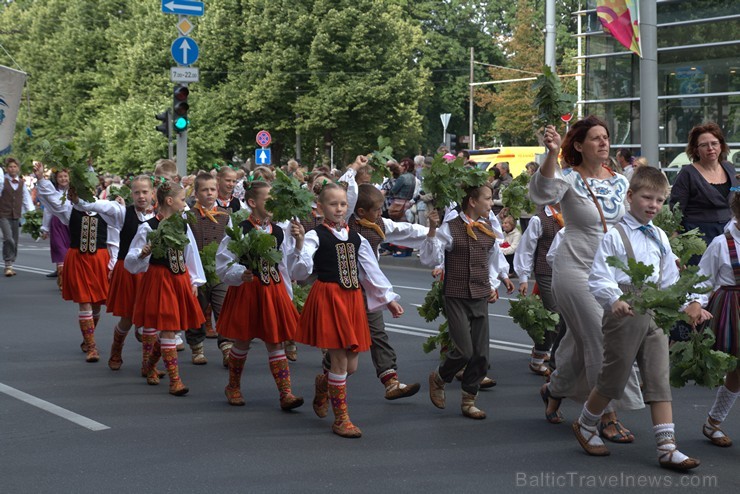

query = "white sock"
[[578, 405, 604, 447], [654, 423, 689, 463], [708, 385, 740, 423], [175, 332, 183, 345]]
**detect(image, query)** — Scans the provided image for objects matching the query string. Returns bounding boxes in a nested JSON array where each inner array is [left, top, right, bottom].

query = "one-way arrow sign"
[[171, 37, 200, 66], [256, 148, 272, 165], [161, 0, 204, 16]]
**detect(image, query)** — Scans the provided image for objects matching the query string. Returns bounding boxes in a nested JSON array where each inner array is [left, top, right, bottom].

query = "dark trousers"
[[438, 297, 489, 395], [185, 281, 231, 347]]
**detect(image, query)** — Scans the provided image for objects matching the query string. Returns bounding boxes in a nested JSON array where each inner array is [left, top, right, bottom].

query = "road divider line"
[[0, 383, 110, 432], [408, 303, 513, 320], [385, 323, 532, 353], [9, 264, 54, 275], [395, 285, 517, 302]]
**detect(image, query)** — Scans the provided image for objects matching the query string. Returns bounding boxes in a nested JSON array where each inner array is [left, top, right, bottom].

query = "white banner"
[[0, 65, 27, 155]]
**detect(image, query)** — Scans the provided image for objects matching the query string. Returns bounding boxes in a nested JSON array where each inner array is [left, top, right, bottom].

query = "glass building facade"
[[575, 0, 740, 169]]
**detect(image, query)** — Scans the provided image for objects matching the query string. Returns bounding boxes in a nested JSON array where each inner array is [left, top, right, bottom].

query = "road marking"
[[395, 285, 517, 302], [409, 303, 513, 320], [7, 264, 54, 275], [385, 323, 531, 354], [0, 383, 110, 432]]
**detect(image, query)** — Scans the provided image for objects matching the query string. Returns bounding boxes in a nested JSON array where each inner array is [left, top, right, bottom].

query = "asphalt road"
[[0, 235, 738, 493]]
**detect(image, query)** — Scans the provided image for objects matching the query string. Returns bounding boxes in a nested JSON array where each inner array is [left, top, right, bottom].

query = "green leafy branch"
[[37, 139, 97, 204], [21, 209, 44, 240], [109, 184, 131, 206], [265, 169, 315, 223], [199, 241, 220, 286], [146, 213, 190, 260], [422, 154, 491, 211], [291, 282, 311, 314], [670, 328, 738, 388], [367, 136, 394, 185], [501, 172, 535, 219], [418, 280, 455, 358], [652, 203, 707, 266], [508, 294, 560, 345], [605, 256, 711, 333], [224, 217, 282, 272], [531, 65, 576, 129]]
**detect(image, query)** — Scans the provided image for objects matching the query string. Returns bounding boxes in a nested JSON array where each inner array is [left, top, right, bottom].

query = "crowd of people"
[[0, 118, 738, 469]]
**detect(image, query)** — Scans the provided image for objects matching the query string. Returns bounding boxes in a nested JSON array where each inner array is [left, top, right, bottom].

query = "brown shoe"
[[225, 386, 245, 406], [4, 267, 15, 277], [332, 420, 362, 438], [461, 391, 486, 419], [572, 421, 610, 456], [146, 367, 161, 385], [703, 419, 732, 447], [280, 393, 304, 411], [85, 346, 100, 363], [108, 354, 123, 371], [169, 380, 189, 396], [480, 376, 497, 389], [313, 373, 329, 418], [658, 442, 700, 471], [384, 378, 421, 400], [429, 371, 446, 409], [190, 343, 208, 365], [285, 341, 298, 362]]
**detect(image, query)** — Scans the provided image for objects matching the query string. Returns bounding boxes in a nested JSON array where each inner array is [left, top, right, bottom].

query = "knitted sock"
[[160, 338, 181, 384], [379, 369, 398, 386], [227, 347, 248, 389], [141, 328, 159, 373], [268, 349, 292, 399], [328, 372, 349, 423], [708, 385, 740, 423], [577, 404, 604, 447], [78, 310, 95, 348], [654, 423, 688, 463]]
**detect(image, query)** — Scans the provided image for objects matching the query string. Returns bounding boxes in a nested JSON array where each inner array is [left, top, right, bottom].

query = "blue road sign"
[[256, 148, 272, 166], [161, 0, 204, 16], [171, 37, 200, 66]]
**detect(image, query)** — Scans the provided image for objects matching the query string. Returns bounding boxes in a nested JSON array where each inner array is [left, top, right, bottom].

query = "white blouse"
[[290, 226, 400, 312], [124, 219, 206, 287], [691, 221, 740, 307]]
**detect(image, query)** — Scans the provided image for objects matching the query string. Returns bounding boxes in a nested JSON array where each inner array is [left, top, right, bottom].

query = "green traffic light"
[[174, 116, 189, 132]]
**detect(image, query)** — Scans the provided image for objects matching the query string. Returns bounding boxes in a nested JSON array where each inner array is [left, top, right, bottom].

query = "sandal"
[[539, 383, 564, 424], [703, 420, 733, 447], [572, 421, 610, 456], [598, 420, 634, 443], [529, 361, 552, 377], [658, 442, 700, 471]]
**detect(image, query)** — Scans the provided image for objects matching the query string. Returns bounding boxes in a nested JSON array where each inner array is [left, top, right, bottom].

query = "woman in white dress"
[[530, 116, 644, 443]]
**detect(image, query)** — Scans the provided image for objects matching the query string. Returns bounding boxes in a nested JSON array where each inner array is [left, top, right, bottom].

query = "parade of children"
[[3, 126, 738, 477]]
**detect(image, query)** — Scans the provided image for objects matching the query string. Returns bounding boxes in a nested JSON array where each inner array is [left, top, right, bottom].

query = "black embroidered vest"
[[146, 217, 187, 275], [313, 224, 361, 290], [239, 220, 284, 285], [69, 209, 108, 254], [118, 205, 144, 261]]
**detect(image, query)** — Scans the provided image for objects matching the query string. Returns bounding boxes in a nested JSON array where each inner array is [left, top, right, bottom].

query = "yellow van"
[[467, 147, 546, 177]]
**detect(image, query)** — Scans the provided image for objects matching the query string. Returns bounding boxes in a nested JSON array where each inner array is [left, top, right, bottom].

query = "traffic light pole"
[[175, 82, 188, 177], [167, 109, 174, 161]]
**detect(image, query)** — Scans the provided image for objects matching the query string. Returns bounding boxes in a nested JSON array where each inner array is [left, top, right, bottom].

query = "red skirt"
[[62, 248, 110, 305], [296, 280, 371, 352], [106, 260, 144, 318], [132, 265, 205, 331], [217, 279, 299, 343]]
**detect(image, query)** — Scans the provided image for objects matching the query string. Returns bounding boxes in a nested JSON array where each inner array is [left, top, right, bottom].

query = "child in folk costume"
[[316, 183, 426, 400], [686, 186, 740, 448], [40, 168, 71, 289], [0, 158, 36, 277], [33, 161, 110, 363], [71, 175, 155, 371], [291, 182, 404, 438], [125, 181, 206, 396], [422, 183, 512, 419], [215, 166, 244, 213], [216, 181, 303, 410], [513, 204, 565, 376], [185, 173, 234, 367], [576, 167, 709, 469]]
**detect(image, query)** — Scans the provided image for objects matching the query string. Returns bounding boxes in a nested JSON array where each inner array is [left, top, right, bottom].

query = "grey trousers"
[[533, 274, 563, 353], [438, 297, 490, 395], [186, 281, 231, 347], [0, 217, 19, 265], [323, 308, 398, 379]]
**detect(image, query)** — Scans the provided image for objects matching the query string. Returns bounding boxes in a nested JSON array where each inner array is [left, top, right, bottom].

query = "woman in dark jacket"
[[670, 122, 738, 261]]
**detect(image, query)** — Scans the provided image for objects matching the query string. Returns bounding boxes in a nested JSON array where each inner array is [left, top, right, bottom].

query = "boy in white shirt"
[[574, 167, 711, 470]]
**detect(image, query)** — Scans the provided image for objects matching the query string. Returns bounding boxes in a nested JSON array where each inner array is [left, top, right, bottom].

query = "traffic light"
[[447, 133, 458, 150], [172, 84, 190, 133], [155, 110, 170, 138]]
